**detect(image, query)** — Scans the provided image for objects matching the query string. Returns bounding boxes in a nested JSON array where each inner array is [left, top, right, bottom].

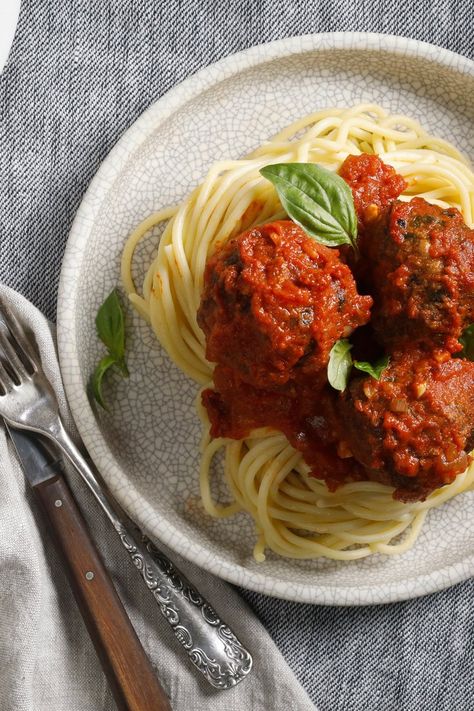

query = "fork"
[[0, 299, 252, 690]]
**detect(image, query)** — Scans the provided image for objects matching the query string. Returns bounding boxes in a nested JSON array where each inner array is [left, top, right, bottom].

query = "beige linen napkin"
[[0, 285, 316, 711]]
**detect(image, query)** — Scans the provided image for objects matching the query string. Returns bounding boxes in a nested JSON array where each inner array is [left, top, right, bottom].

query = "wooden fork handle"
[[34, 473, 172, 711]]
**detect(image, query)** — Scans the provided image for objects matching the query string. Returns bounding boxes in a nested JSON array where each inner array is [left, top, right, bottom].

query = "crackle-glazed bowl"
[[57, 33, 474, 605]]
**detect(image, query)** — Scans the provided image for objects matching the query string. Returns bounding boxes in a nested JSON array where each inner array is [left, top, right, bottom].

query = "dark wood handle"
[[34, 474, 172, 711]]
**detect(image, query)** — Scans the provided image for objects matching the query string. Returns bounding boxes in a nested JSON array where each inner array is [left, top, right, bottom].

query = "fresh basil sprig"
[[260, 162, 358, 249], [90, 289, 129, 409], [353, 355, 390, 380], [328, 339, 389, 391], [328, 339, 354, 391], [457, 324, 474, 360]]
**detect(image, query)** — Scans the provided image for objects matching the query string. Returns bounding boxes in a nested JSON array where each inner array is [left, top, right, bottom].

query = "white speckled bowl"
[[57, 33, 474, 605]]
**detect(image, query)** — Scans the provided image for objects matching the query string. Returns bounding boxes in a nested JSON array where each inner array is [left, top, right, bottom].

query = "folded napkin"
[[0, 284, 316, 711]]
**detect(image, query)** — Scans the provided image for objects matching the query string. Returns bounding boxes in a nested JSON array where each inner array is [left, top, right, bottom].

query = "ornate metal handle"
[[53, 424, 253, 690], [113, 521, 253, 688]]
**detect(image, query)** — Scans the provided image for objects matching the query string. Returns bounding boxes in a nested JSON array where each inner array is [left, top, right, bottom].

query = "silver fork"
[[0, 299, 252, 689]]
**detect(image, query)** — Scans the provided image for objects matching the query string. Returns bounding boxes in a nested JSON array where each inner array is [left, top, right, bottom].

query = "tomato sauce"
[[198, 154, 474, 501], [197, 219, 372, 487], [340, 347, 474, 500], [362, 198, 474, 353], [202, 366, 365, 488], [338, 154, 407, 229], [198, 220, 371, 390]]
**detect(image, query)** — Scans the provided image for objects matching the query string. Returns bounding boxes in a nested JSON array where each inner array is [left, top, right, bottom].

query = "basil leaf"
[[90, 354, 117, 410], [458, 324, 474, 360], [328, 339, 353, 391], [260, 162, 357, 248], [328, 338, 389, 391], [95, 289, 126, 361], [91, 289, 129, 409], [354, 354, 390, 380]]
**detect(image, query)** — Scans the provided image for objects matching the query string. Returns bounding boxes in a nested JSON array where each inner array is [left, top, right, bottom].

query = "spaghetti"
[[121, 104, 474, 561]]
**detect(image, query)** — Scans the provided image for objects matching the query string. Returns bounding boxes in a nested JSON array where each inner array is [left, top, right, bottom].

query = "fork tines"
[[0, 298, 37, 392]]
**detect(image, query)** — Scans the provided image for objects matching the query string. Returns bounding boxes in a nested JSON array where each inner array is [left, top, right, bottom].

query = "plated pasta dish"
[[121, 104, 474, 563]]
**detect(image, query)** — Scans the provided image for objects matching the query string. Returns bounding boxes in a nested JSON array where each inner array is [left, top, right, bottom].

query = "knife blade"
[[7, 423, 64, 486], [5, 422, 173, 711]]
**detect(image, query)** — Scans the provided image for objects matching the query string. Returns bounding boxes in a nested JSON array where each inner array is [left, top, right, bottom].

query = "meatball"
[[363, 198, 474, 351], [339, 349, 474, 500], [197, 221, 372, 390], [339, 154, 407, 233]]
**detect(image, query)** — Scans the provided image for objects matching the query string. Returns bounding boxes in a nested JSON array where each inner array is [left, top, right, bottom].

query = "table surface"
[[1, 2, 474, 710]]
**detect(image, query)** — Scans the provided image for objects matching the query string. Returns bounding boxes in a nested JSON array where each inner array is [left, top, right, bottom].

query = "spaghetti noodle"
[[121, 104, 474, 561]]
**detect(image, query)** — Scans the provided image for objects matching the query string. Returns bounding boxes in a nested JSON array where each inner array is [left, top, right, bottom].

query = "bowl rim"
[[57, 32, 474, 605]]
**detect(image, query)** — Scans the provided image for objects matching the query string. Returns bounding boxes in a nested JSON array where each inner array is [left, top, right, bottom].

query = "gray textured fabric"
[[1, 2, 474, 710]]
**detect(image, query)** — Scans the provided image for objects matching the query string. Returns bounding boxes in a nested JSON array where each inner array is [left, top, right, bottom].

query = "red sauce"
[[339, 154, 407, 230], [363, 198, 474, 353], [197, 154, 474, 501], [203, 366, 365, 489], [340, 347, 474, 500], [198, 220, 371, 390], [197, 219, 371, 487]]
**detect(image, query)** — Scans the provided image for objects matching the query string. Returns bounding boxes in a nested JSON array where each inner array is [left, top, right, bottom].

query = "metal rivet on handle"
[[85, 571, 94, 581], [54, 499, 62, 507]]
